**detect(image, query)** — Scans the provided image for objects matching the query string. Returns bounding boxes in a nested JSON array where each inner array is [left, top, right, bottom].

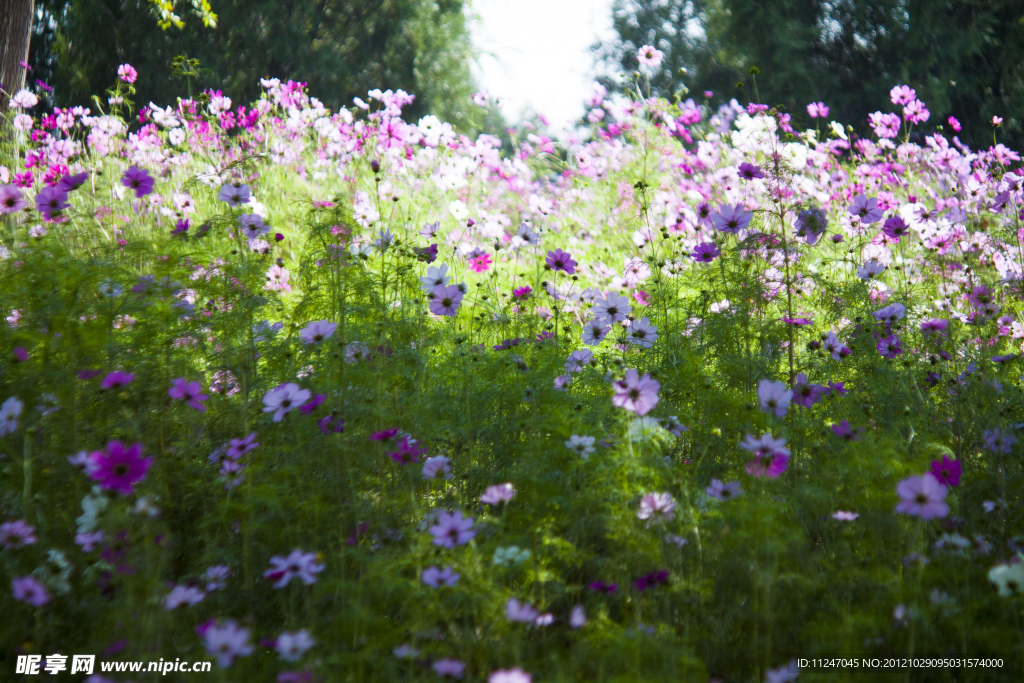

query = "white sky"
[[469, 0, 617, 131]]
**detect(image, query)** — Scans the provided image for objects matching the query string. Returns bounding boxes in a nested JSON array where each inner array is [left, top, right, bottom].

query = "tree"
[[596, 0, 1024, 151], [30, 0, 476, 124], [1, 0, 35, 104]]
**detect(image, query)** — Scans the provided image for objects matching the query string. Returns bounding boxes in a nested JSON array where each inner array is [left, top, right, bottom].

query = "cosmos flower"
[[637, 492, 676, 522], [612, 369, 660, 416], [895, 473, 949, 519], [758, 379, 792, 417], [636, 45, 664, 68], [88, 441, 152, 495], [711, 204, 753, 233], [263, 550, 325, 588], [481, 483, 515, 505], [203, 620, 253, 668], [429, 511, 476, 548], [168, 378, 209, 411], [262, 383, 312, 422], [546, 248, 577, 274], [121, 165, 155, 198], [299, 320, 337, 344]]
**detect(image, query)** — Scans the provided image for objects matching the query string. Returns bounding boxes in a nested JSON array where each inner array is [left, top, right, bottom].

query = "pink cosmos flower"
[[0, 519, 36, 548], [948, 116, 961, 132], [612, 369, 660, 416], [117, 63, 138, 83], [832, 511, 859, 521], [636, 45, 664, 68], [389, 436, 428, 465], [75, 530, 104, 552], [203, 620, 253, 668], [101, 370, 134, 389], [903, 99, 930, 124], [489, 668, 531, 683], [433, 659, 465, 678], [262, 383, 312, 422], [740, 432, 791, 479], [430, 284, 463, 317], [468, 253, 492, 273], [88, 441, 152, 495], [12, 575, 50, 606], [806, 102, 829, 118], [757, 379, 792, 417], [481, 483, 515, 505], [890, 85, 916, 105], [706, 479, 742, 500], [263, 549, 325, 588], [0, 185, 27, 214], [637, 492, 676, 522], [299, 320, 336, 344], [895, 473, 949, 519], [168, 378, 209, 411], [429, 510, 476, 548]]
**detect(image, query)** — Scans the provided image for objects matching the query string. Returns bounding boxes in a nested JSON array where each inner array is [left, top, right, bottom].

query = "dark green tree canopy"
[[30, 0, 475, 123], [596, 0, 1024, 151]]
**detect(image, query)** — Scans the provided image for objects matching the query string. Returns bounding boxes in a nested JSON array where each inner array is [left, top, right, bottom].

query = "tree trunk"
[[0, 0, 35, 106]]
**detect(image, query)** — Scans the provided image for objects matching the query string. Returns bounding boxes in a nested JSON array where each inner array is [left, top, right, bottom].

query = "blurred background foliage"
[[595, 0, 1024, 151]]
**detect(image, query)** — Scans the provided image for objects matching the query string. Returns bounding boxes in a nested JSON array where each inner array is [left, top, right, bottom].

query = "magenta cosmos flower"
[[388, 436, 428, 465], [711, 204, 753, 233], [895, 473, 949, 519], [429, 510, 476, 548], [121, 166, 154, 198], [0, 185, 27, 214], [612, 369, 660, 416], [740, 432, 791, 479], [101, 370, 134, 389], [430, 284, 463, 317], [877, 335, 902, 359], [546, 248, 577, 274], [88, 441, 152, 495], [806, 102, 829, 118], [168, 378, 209, 411], [930, 455, 962, 487], [262, 383, 311, 422]]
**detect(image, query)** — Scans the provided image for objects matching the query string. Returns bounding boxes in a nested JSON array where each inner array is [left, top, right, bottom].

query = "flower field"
[[1, 68, 1023, 682]]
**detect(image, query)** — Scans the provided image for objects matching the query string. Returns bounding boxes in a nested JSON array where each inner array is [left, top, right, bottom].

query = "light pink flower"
[[263, 549, 325, 588], [757, 380, 792, 418], [262, 383, 312, 422], [299, 320, 336, 344], [637, 492, 676, 522], [895, 473, 949, 519], [612, 369, 660, 416], [481, 483, 515, 505], [489, 668, 531, 683]]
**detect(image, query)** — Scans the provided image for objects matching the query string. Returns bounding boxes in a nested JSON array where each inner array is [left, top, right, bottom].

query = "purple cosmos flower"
[[0, 519, 36, 548], [421, 455, 451, 480], [263, 549, 325, 588], [203, 620, 253, 668], [920, 318, 949, 335], [832, 420, 863, 441], [637, 492, 676, 522], [612, 369, 660, 416], [262, 383, 312, 422], [433, 659, 465, 678], [791, 373, 825, 408], [794, 207, 827, 245], [388, 436, 428, 465], [369, 428, 400, 441], [706, 478, 742, 500], [740, 432, 791, 478], [882, 216, 910, 240], [168, 378, 209, 411], [877, 335, 902, 358], [58, 172, 89, 193], [546, 248, 577, 274], [422, 566, 460, 588], [121, 165, 154, 198], [481, 482, 515, 505], [930, 455, 962, 487], [34, 185, 70, 218], [848, 195, 883, 224], [634, 569, 669, 591], [430, 284, 463, 317], [691, 242, 720, 262], [429, 510, 476, 548], [317, 415, 345, 434], [782, 317, 813, 326], [413, 244, 438, 263], [758, 379, 792, 418], [275, 630, 315, 662], [12, 576, 50, 606], [983, 429, 1017, 454], [218, 183, 251, 207], [299, 320, 336, 344], [88, 441, 152, 495], [895, 473, 949, 519], [100, 370, 134, 390], [588, 581, 618, 593], [738, 162, 764, 180], [711, 204, 753, 233], [512, 286, 532, 300], [299, 393, 326, 414], [0, 184, 27, 214], [226, 433, 260, 458]]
